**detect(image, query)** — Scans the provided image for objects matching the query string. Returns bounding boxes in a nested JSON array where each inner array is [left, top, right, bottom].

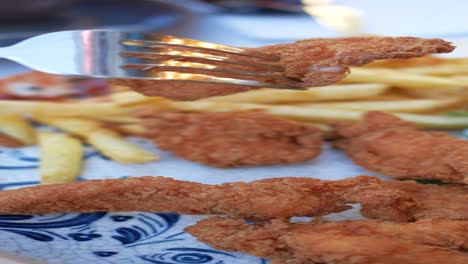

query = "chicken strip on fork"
[[114, 37, 454, 100], [186, 217, 468, 264], [331, 111, 468, 184], [0, 176, 417, 221]]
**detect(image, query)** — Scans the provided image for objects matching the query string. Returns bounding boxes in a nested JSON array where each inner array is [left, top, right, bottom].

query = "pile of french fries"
[[1, 56, 468, 184], [0, 101, 159, 184]]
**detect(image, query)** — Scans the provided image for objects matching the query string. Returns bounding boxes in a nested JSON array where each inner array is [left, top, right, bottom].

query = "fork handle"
[[0, 46, 14, 60]]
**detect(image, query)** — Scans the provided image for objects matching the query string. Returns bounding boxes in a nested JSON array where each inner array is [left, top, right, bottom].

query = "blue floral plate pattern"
[[0, 142, 270, 264]]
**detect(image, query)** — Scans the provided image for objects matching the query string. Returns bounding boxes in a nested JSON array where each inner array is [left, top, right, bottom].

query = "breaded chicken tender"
[[186, 217, 468, 264], [113, 37, 454, 100], [331, 111, 468, 184], [383, 180, 468, 220], [141, 111, 323, 167], [0, 176, 417, 221]]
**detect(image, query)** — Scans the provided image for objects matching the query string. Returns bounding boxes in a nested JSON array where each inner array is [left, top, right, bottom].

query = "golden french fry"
[[450, 75, 468, 82], [395, 113, 468, 129], [205, 84, 390, 103], [110, 85, 132, 93], [301, 122, 333, 132], [92, 115, 142, 124], [342, 68, 465, 91], [0, 101, 128, 117], [170, 100, 468, 129], [39, 132, 83, 184], [296, 98, 462, 113], [34, 116, 158, 163], [116, 124, 146, 135], [401, 88, 468, 99], [271, 106, 468, 129], [169, 101, 267, 112], [34, 116, 101, 137], [87, 129, 159, 163], [0, 115, 36, 145], [399, 64, 468, 76], [267, 106, 363, 121], [110, 91, 163, 105]]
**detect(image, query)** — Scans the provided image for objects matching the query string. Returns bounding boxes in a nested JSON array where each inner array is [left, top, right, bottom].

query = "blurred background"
[[0, 0, 467, 48]]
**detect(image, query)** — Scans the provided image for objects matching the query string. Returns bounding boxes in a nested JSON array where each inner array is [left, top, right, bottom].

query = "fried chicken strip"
[[383, 180, 468, 220], [114, 37, 453, 100], [331, 111, 468, 184], [186, 217, 468, 264], [0, 176, 416, 221], [140, 111, 323, 167]]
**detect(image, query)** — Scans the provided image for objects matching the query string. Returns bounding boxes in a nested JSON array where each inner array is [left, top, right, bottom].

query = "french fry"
[[34, 116, 159, 163], [401, 88, 468, 99], [39, 132, 83, 184], [34, 116, 101, 137], [205, 84, 390, 103], [364, 57, 468, 69], [450, 75, 468, 82], [92, 115, 142, 124], [342, 68, 465, 91], [302, 122, 333, 132], [296, 98, 462, 113], [116, 124, 146, 135], [267, 106, 362, 121], [399, 64, 468, 76], [87, 129, 159, 163], [169, 100, 468, 129], [110, 91, 163, 106], [169, 101, 267, 112], [271, 106, 468, 129], [0, 115, 36, 145], [395, 113, 468, 129], [0, 101, 128, 117]]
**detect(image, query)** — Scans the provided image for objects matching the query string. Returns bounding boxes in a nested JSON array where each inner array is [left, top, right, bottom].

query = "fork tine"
[[119, 70, 305, 90], [121, 50, 285, 72], [122, 61, 291, 81], [122, 35, 279, 61]]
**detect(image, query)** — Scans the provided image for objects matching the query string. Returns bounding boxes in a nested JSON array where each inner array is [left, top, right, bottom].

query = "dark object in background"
[[0, 0, 182, 46], [0, 0, 77, 21], [202, 0, 305, 13]]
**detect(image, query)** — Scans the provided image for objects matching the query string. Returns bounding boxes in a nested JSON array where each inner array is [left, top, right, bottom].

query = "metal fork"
[[0, 30, 304, 90]]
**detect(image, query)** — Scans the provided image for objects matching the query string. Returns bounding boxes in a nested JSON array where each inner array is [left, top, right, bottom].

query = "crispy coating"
[[186, 217, 468, 264], [331, 111, 468, 184], [0, 176, 417, 221], [383, 180, 468, 220], [114, 37, 453, 100], [0, 133, 24, 147], [140, 111, 323, 168]]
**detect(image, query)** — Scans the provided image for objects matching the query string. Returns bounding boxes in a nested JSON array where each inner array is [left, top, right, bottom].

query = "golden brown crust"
[[140, 111, 323, 168], [116, 37, 454, 100], [186, 217, 468, 264], [331, 111, 468, 184], [383, 180, 468, 220], [0, 176, 417, 221]]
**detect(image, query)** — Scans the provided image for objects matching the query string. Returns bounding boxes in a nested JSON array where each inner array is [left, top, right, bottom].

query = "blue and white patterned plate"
[[0, 133, 370, 264], [1, 38, 467, 264]]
